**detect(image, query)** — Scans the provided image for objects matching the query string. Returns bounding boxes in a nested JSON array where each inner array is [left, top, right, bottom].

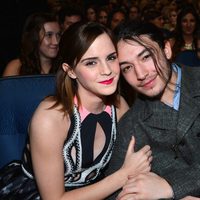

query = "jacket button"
[[179, 140, 185, 146], [197, 132, 200, 137]]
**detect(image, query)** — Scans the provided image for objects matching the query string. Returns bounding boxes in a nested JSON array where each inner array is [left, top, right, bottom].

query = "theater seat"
[[175, 50, 200, 67], [0, 75, 56, 168]]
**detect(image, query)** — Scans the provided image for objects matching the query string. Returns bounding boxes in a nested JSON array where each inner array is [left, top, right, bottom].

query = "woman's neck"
[[40, 57, 52, 74], [183, 34, 193, 45], [79, 96, 106, 114]]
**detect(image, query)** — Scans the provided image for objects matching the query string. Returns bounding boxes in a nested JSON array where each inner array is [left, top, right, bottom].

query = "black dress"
[[0, 105, 117, 200]]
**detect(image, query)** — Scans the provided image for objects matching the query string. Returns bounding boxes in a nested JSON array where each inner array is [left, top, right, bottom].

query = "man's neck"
[[161, 70, 177, 107]]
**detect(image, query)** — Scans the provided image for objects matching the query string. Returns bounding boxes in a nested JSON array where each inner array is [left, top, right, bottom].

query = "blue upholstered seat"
[[0, 75, 56, 168], [175, 50, 200, 67]]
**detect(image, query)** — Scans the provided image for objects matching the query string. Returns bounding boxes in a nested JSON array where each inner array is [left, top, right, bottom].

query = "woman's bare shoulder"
[[3, 59, 21, 77], [30, 97, 70, 140]]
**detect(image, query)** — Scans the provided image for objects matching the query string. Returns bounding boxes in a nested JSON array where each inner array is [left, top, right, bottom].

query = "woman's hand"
[[121, 136, 152, 179]]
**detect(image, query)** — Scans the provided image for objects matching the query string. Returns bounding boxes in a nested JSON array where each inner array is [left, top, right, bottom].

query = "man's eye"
[[142, 54, 151, 61], [121, 65, 132, 73]]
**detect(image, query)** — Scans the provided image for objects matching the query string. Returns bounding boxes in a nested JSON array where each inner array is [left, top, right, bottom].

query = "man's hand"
[[117, 172, 173, 200], [181, 196, 200, 200]]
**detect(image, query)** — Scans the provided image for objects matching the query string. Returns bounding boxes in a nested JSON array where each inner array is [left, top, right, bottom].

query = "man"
[[58, 5, 82, 33], [106, 21, 200, 199], [108, 8, 126, 31]]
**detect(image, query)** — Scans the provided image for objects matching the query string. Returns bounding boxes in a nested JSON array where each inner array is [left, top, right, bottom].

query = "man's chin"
[[139, 90, 163, 100]]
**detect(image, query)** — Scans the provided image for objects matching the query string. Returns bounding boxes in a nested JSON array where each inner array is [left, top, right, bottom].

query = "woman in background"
[[3, 12, 61, 76], [171, 6, 200, 60]]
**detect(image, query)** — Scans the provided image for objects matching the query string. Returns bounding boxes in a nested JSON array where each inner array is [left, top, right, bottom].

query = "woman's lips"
[[99, 78, 114, 85]]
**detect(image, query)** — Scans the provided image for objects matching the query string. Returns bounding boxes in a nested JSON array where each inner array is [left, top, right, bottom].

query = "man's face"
[[129, 6, 139, 20], [117, 36, 171, 98], [111, 12, 125, 30], [63, 15, 81, 31]]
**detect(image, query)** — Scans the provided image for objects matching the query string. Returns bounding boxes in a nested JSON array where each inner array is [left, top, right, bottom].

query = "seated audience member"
[[142, 8, 172, 39], [3, 12, 61, 76], [175, 29, 200, 67], [85, 4, 97, 22], [163, 6, 178, 32], [171, 6, 200, 61], [58, 4, 83, 33], [97, 6, 109, 26], [108, 8, 127, 31], [0, 22, 152, 200], [128, 4, 141, 21], [106, 20, 200, 199]]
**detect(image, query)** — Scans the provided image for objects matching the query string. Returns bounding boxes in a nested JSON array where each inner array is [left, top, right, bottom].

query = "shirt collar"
[[172, 63, 181, 110]]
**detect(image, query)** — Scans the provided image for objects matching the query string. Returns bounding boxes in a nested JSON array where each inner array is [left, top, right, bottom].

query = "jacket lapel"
[[176, 67, 200, 142], [142, 99, 178, 130]]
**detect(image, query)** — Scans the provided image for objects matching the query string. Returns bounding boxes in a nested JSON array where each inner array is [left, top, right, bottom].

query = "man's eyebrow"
[[119, 61, 129, 66], [138, 49, 148, 57], [119, 49, 148, 66]]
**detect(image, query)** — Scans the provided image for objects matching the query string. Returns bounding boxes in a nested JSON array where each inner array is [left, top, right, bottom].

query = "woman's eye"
[[56, 32, 62, 39], [45, 32, 53, 38], [107, 54, 117, 61], [85, 61, 96, 66]]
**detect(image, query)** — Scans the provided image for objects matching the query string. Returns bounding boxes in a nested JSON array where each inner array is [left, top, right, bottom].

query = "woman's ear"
[[164, 41, 172, 59], [62, 63, 77, 79]]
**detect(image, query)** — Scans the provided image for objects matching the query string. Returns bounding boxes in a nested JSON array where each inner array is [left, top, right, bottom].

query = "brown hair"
[[19, 12, 59, 75], [53, 22, 119, 116]]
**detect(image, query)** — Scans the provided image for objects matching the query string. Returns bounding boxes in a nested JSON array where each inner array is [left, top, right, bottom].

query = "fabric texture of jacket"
[[106, 65, 200, 199]]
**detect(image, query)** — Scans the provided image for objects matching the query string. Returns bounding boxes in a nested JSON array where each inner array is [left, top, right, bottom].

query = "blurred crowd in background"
[[0, 0, 200, 76]]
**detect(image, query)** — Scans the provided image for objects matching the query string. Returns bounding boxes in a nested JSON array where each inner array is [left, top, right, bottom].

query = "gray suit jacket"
[[106, 65, 200, 199]]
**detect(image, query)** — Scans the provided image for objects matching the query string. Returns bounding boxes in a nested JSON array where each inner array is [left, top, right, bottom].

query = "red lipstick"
[[99, 78, 114, 85]]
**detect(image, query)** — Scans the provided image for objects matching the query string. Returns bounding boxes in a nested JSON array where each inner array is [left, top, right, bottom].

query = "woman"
[[3, 12, 61, 76], [171, 6, 200, 60], [0, 22, 152, 200]]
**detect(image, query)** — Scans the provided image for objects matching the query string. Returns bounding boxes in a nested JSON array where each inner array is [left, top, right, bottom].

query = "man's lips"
[[140, 75, 157, 88], [99, 78, 114, 85]]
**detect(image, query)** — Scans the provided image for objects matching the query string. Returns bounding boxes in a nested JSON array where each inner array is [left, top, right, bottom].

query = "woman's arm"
[[2, 59, 21, 76]]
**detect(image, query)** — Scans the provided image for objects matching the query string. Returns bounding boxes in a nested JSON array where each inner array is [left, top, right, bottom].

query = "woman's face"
[[181, 13, 196, 35], [70, 33, 120, 99], [39, 22, 61, 59]]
